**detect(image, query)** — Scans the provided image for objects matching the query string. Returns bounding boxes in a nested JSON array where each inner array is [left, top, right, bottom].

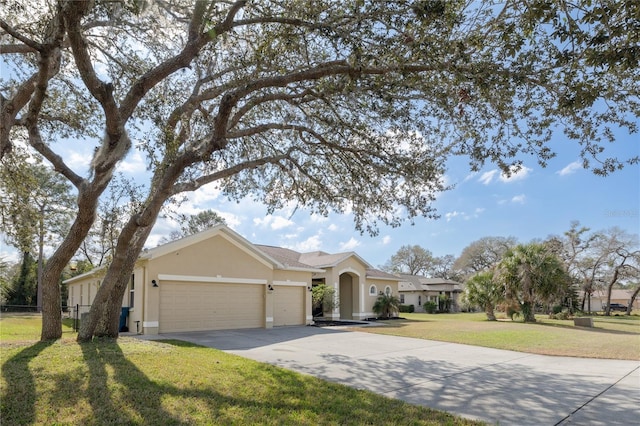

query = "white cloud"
[[272, 216, 294, 230], [290, 234, 323, 252], [118, 149, 147, 174], [479, 170, 498, 185], [310, 214, 329, 223], [511, 194, 526, 204], [557, 160, 582, 176], [381, 235, 391, 245], [339, 237, 361, 251], [475, 207, 485, 214], [463, 171, 478, 183], [219, 212, 241, 228], [253, 215, 294, 230], [500, 166, 532, 182], [445, 211, 462, 221], [327, 223, 338, 232], [67, 150, 93, 174], [190, 184, 223, 205]]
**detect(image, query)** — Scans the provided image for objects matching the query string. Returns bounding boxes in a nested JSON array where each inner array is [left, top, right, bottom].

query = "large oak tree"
[[1, 1, 638, 340]]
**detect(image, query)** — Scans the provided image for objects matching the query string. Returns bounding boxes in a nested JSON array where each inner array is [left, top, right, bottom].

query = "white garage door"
[[159, 281, 263, 333], [273, 285, 305, 326]]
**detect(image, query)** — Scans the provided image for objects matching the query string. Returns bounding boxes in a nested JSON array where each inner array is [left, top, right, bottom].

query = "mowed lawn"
[[354, 312, 640, 360], [1, 315, 480, 426]]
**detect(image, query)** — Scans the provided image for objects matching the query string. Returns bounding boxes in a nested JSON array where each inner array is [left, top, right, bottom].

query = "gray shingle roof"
[[254, 245, 316, 269], [397, 274, 463, 292], [366, 268, 400, 280]]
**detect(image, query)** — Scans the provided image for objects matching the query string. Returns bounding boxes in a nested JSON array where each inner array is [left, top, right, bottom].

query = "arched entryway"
[[339, 272, 359, 320]]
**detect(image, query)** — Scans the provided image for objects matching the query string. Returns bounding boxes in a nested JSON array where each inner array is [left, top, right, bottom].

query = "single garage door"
[[273, 285, 305, 326], [159, 281, 263, 333]]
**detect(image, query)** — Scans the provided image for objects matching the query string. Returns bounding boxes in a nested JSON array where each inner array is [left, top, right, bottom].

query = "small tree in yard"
[[311, 284, 338, 317], [497, 243, 571, 323], [372, 294, 401, 319], [463, 271, 504, 321]]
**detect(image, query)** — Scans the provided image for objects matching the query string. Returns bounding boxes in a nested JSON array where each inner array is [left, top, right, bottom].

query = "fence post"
[[75, 304, 79, 332]]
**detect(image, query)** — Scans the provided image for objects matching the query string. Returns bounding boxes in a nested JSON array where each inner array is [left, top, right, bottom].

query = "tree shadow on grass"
[[1, 340, 55, 424], [77, 338, 419, 425], [528, 320, 640, 336]]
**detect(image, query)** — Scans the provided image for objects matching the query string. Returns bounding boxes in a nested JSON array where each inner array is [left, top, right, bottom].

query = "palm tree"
[[372, 294, 400, 318], [497, 243, 569, 322], [463, 271, 504, 321]]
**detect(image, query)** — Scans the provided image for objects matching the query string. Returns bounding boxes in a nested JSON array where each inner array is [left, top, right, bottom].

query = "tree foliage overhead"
[[1, 0, 638, 340]]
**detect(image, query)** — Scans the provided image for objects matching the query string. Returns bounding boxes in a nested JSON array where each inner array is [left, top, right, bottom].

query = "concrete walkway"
[[144, 326, 639, 425]]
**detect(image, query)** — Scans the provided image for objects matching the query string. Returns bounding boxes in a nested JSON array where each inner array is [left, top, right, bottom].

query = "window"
[[80, 285, 83, 305], [129, 274, 135, 308], [418, 295, 422, 306], [384, 286, 391, 296], [400, 294, 405, 303], [369, 285, 377, 296]]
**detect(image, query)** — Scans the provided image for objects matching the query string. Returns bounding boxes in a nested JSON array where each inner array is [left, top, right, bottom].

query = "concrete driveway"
[[148, 326, 639, 425]]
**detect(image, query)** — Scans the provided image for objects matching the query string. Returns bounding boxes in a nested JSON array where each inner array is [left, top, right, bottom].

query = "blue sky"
[[1, 128, 638, 269], [148, 129, 639, 269]]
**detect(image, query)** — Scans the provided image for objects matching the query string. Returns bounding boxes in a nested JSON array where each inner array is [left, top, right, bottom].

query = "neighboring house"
[[65, 224, 401, 335], [585, 288, 640, 311], [397, 274, 463, 312]]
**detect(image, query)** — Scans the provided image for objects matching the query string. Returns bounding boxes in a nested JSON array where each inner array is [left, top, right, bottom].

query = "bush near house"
[[424, 301, 438, 313], [399, 304, 415, 313]]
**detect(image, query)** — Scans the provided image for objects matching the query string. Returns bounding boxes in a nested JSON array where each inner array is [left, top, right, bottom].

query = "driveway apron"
[[147, 326, 640, 426]]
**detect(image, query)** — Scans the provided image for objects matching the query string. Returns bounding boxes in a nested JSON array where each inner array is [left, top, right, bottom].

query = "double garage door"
[[159, 281, 304, 333]]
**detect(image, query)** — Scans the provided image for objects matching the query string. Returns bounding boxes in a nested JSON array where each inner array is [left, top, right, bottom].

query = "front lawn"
[[355, 312, 640, 360], [1, 315, 480, 425]]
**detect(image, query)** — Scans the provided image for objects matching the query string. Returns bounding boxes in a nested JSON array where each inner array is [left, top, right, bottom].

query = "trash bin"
[[119, 307, 130, 332]]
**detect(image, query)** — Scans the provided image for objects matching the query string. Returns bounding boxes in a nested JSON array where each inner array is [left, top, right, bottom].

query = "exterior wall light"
[[152, 280, 159, 287]]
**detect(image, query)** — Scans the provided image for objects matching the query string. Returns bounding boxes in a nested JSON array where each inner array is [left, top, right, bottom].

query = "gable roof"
[[397, 274, 463, 292], [254, 245, 324, 272], [139, 224, 289, 270], [299, 251, 372, 269], [366, 268, 401, 281]]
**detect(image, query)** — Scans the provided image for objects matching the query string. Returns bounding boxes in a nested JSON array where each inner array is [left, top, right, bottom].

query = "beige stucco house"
[[397, 274, 463, 312], [65, 224, 401, 335], [584, 288, 639, 311]]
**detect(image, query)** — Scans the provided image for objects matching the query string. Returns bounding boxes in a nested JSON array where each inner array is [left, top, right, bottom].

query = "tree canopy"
[[1, 0, 638, 340]]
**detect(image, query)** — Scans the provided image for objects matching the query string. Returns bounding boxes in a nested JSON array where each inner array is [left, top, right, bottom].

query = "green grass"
[[1, 315, 481, 425], [355, 312, 640, 360], [0, 313, 76, 342]]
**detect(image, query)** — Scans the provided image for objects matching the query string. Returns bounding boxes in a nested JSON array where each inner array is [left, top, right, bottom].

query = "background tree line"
[[381, 222, 640, 320]]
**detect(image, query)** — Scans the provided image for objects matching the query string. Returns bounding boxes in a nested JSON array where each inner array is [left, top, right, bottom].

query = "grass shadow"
[[156, 339, 206, 348], [75, 338, 338, 424], [530, 320, 640, 336], [1, 340, 55, 424]]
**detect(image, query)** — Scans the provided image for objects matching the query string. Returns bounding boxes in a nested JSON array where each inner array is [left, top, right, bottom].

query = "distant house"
[[397, 275, 463, 312], [586, 288, 639, 311], [65, 225, 402, 335]]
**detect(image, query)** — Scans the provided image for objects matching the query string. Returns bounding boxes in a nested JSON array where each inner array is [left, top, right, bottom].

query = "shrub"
[[399, 304, 415, 313], [549, 309, 571, 320], [424, 301, 437, 314]]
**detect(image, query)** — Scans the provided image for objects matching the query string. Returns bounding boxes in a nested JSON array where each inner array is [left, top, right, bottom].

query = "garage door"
[[159, 281, 263, 333], [273, 285, 305, 326]]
